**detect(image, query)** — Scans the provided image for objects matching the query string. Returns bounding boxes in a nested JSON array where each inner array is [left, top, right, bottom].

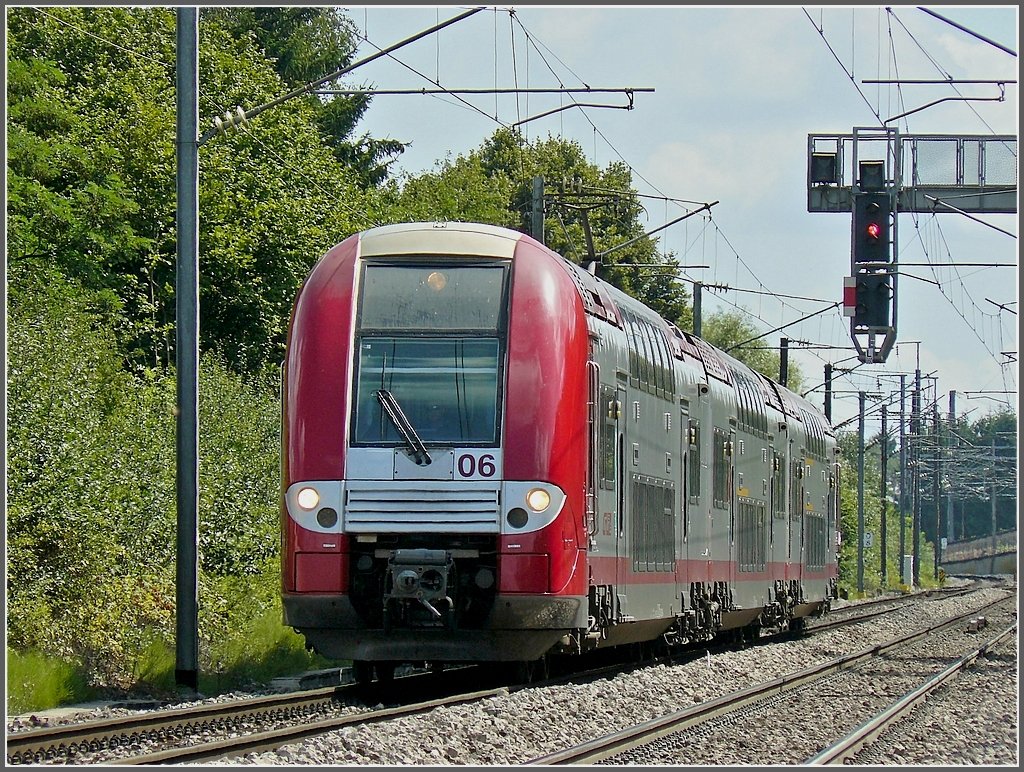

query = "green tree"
[[925, 408, 1016, 543], [6, 6, 390, 375], [391, 127, 693, 327], [700, 308, 804, 392], [203, 6, 406, 187], [6, 269, 283, 687]]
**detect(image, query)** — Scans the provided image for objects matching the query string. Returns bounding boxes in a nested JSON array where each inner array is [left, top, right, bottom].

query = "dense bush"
[[836, 432, 938, 597], [6, 271, 290, 692]]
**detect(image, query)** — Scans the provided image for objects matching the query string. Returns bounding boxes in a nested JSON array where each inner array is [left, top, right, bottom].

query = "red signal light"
[[866, 222, 881, 240]]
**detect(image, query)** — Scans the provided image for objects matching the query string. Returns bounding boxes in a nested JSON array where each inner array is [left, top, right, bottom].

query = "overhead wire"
[[810, 6, 1018, 411], [801, 6, 885, 125], [508, 10, 847, 377], [888, 8, 1011, 137], [24, 6, 377, 229]]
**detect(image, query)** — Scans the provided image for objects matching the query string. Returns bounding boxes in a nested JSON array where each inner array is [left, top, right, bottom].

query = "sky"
[[336, 3, 1018, 431]]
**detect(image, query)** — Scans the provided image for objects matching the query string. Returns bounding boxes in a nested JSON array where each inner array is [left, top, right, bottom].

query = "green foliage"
[[390, 127, 693, 328], [836, 431, 939, 596], [6, 6, 386, 375], [6, 649, 93, 715], [203, 6, 407, 186], [6, 272, 284, 691], [940, 408, 1017, 541], [389, 153, 518, 226], [198, 567, 333, 694], [700, 308, 804, 391]]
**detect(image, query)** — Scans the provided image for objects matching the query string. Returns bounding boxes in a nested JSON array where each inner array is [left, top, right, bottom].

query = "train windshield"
[[354, 264, 507, 445]]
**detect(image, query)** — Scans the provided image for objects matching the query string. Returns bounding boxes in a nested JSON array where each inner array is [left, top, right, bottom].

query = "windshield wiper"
[[376, 389, 432, 466]]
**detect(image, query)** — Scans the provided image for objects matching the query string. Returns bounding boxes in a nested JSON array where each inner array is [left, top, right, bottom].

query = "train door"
[[728, 427, 738, 591], [615, 384, 629, 619], [587, 363, 600, 553], [790, 446, 807, 585], [827, 461, 840, 568], [770, 446, 787, 573], [684, 397, 708, 581], [678, 402, 691, 602]]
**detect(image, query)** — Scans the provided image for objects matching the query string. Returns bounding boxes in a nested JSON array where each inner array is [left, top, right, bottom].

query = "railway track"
[[5, 667, 491, 766], [523, 593, 1016, 765], [7, 582, 1007, 765], [805, 584, 975, 635], [805, 620, 1018, 765]]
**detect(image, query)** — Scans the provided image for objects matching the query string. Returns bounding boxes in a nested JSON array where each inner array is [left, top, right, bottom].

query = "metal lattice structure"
[[807, 130, 1018, 214]]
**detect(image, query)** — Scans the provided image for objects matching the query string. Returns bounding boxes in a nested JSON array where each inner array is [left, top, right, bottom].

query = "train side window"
[[599, 385, 616, 490], [712, 427, 729, 510], [635, 316, 653, 392], [645, 320, 667, 396], [687, 419, 701, 504]]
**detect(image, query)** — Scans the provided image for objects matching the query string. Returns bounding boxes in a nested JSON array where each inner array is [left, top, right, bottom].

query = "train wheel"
[[745, 624, 761, 646], [352, 660, 373, 686], [375, 662, 396, 684], [789, 617, 807, 635], [509, 656, 549, 684]]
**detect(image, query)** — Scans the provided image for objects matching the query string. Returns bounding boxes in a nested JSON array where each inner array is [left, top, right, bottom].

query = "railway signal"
[[852, 192, 891, 265], [853, 273, 892, 328], [807, 127, 1017, 364]]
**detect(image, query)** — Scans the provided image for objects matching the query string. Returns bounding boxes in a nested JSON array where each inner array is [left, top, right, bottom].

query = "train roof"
[[557, 247, 834, 433], [345, 221, 833, 433], [357, 221, 524, 259]]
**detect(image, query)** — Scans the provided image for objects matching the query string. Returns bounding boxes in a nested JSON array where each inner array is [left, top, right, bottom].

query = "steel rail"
[[805, 621, 1018, 764], [806, 586, 973, 634], [524, 594, 1014, 765], [6, 582, 1000, 765], [110, 686, 510, 765], [6, 684, 352, 765]]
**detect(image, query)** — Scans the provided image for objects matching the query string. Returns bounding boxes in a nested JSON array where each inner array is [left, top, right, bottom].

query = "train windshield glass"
[[360, 264, 504, 331], [355, 338, 501, 444], [354, 264, 506, 445]]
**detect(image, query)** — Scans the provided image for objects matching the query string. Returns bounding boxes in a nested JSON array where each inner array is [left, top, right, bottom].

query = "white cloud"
[[642, 130, 800, 208]]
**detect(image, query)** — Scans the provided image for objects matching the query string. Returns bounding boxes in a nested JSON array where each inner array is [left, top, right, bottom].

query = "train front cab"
[[281, 223, 591, 666]]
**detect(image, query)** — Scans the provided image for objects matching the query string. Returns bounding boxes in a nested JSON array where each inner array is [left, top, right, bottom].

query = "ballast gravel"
[[209, 584, 1017, 766], [8, 581, 1016, 766]]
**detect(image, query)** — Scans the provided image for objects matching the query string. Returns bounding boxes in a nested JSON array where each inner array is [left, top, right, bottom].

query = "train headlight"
[[526, 488, 551, 513], [297, 487, 320, 510]]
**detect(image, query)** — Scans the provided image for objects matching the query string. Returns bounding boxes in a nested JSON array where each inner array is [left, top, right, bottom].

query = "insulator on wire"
[[213, 106, 248, 135]]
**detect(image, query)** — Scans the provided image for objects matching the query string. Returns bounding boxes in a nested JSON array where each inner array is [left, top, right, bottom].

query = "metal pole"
[[779, 337, 789, 387], [693, 282, 702, 337], [824, 363, 833, 422], [898, 375, 907, 584], [946, 390, 955, 544], [531, 175, 544, 245], [857, 390, 865, 594], [990, 440, 997, 574], [912, 368, 921, 586], [880, 403, 888, 586], [175, 6, 200, 692], [932, 405, 941, 579]]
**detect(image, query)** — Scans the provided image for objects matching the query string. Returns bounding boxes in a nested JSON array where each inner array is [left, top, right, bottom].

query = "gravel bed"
[[851, 630, 1018, 765], [8, 581, 1013, 766], [599, 600, 1018, 764], [200, 584, 1016, 766]]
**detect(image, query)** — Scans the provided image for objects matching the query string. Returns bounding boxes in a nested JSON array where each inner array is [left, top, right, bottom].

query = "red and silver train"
[[281, 221, 839, 679]]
